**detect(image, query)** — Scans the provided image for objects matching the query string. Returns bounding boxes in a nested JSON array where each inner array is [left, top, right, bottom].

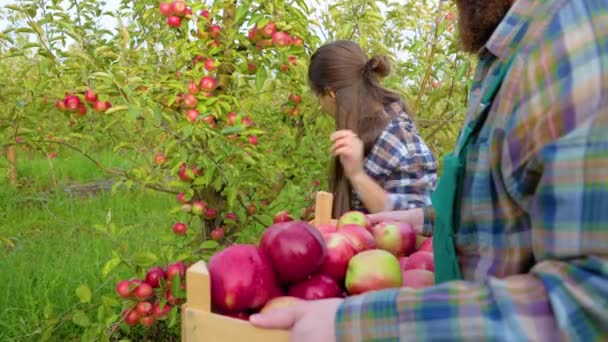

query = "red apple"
[[402, 251, 434, 272], [204, 58, 217, 71], [159, 2, 172, 16], [64, 95, 82, 111], [339, 224, 376, 252], [183, 94, 197, 108], [167, 16, 182, 27], [134, 283, 154, 301], [136, 301, 153, 316], [186, 109, 200, 123], [93, 100, 110, 113], [288, 274, 342, 300], [345, 249, 402, 295], [444, 12, 455, 21], [172, 222, 187, 236], [417, 238, 433, 253], [260, 296, 302, 314], [152, 302, 172, 320], [191, 201, 206, 216], [225, 212, 237, 221], [209, 25, 221, 38], [273, 210, 293, 224], [154, 153, 166, 165], [371, 222, 416, 257], [145, 266, 167, 288], [84, 89, 97, 103], [187, 80, 199, 94], [55, 99, 66, 111], [262, 22, 276, 37], [199, 76, 217, 92], [259, 221, 327, 284], [248, 135, 258, 145], [288, 94, 302, 104], [288, 55, 297, 65], [211, 228, 224, 241], [280, 63, 289, 72], [317, 223, 337, 235], [200, 9, 210, 20], [208, 244, 279, 312], [139, 315, 155, 327], [171, 1, 187, 16], [337, 211, 371, 231], [204, 207, 217, 220], [272, 31, 291, 47], [247, 204, 256, 215], [202, 115, 216, 128], [226, 112, 237, 125], [115, 280, 133, 298], [166, 289, 183, 306], [402, 269, 435, 289], [176, 192, 187, 204], [247, 63, 257, 74], [320, 232, 357, 282], [292, 37, 304, 47], [124, 309, 140, 326], [166, 261, 186, 281]]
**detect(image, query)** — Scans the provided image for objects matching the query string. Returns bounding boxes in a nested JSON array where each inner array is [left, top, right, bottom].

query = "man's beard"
[[455, 0, 513, 53]]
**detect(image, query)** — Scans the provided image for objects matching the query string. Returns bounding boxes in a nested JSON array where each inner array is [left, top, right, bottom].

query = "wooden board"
[[182, 191, 334, 342]]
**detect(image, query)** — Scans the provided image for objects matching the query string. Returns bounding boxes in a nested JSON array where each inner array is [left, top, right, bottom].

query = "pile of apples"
[[208, 210, 434, 319]]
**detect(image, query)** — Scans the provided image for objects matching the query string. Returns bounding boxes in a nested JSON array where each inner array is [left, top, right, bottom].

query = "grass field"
[[0, 148, 176, 341]]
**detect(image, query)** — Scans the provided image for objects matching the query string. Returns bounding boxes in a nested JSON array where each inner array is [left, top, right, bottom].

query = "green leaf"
[[235, 3, 250, 24], [44, 301, 53, 319], [201, 240, 219, 249], [132, 252, 158, 267], [102, 257, 121, 278], [105, 105, 128, 115], [75, 284, 92, 303], [167, 306, 178, 328], [255, 66, 267, 90], [72, 310, 91, 327], [220, 126, 243, 135]]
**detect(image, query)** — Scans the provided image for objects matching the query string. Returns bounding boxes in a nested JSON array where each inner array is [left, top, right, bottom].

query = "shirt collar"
[[481, 0, 538, 59]]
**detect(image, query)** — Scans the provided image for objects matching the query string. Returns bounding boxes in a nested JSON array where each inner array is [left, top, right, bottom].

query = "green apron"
[[432, 54, 518, 284]]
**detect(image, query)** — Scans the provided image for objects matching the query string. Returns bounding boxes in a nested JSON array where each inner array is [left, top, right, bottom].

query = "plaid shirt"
[[351, 101, 438, 213], [336, 1, 608, 340]]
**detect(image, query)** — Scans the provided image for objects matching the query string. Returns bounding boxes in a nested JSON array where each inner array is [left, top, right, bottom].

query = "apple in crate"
[[208, 244, 280, 312], [345, 249, 402, 295], [401, 251, 434, 272], [320, 232, 357, 282], [260, 296, 303, 313], [288, 274, 343, 300], [260, 221, 327, 284], [339, 225, 376, 252], [317, 223, 337, 235], [337, 211, 371, 231], [372, 221, 416, 257], [417, 237, 433, 252], [402, 269, 435, 289]]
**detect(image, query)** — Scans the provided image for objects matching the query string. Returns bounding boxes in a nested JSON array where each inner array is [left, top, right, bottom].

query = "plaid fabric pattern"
[[350, 101, 438, 213], [336, 0, 608, 340]]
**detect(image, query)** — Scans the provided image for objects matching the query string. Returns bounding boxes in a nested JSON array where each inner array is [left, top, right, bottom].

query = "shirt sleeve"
[[364, 120, 438, 212], [334, 3, 608, 341]]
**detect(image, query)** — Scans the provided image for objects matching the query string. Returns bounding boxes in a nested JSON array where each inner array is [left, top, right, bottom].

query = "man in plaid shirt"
[[350, 99, 438, 213], [251, 0, 608, 340]]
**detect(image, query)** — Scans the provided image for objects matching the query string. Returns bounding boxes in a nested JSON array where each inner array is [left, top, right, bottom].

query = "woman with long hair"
[[308, 40, 438, 218]]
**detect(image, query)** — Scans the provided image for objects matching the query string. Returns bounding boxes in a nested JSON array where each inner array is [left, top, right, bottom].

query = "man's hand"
[[250, 298, 343, 342], [367, 208, 425, 235], [331, 130, 364, 179]]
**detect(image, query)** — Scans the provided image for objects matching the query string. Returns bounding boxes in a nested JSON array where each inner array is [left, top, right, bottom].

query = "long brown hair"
[[308, 40, 404, 217]]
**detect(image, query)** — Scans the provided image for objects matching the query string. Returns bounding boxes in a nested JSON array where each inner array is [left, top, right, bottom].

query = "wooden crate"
[[181, 191, 335, 342]]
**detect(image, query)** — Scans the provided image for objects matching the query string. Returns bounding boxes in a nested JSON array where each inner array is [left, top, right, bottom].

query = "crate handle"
[[313, 191, 333, 226]]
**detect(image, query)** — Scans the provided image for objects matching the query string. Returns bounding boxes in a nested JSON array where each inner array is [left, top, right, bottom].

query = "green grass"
[[0, 149, 175, 341]]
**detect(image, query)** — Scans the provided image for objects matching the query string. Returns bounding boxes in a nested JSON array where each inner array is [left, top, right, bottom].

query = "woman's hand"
[[331, 130, 364, 179]]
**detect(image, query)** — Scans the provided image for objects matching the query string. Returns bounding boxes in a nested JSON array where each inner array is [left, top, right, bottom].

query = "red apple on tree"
[[186, 109, 200, 123], [172, 222, 187, 236], [345, 249, 402, 295], [145, 266, 167, 288], [152, 302, 172, 320], [167, 16, 182, 27], [84, 89, 97, 103], [262, 22, 276, 37], [139, 316, 155, 327], [171, 0, 187, 16], [183, 94, 198, 108], [115, 280, 133, 298], [93, 100, 111, 113], [176, 192, 188, 204], [226, 112, 237, 125], [187, 80, 199, 94], [200, 76, 217, 92], [273, 210, 293, 224], [204, 207, 217, 220], [134, 283, 154, 301], [208, 25, 222, 38], [191, 201, 206, 216], [159, 2, 172, 16], [204, 58, 217, 72], [272, 31, 291, 47], [166, 261, 186, 281], [211, 228, 224, 241], [136, 301, 153, 316], [64, 95, 82, 111], [154, 153, 166, 165], [124, 309, 140, 326], [292, 36, 304, 47], [248, 135, 258, 145], [55, 99, 66, 111], [288, 94, 302, 104]]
